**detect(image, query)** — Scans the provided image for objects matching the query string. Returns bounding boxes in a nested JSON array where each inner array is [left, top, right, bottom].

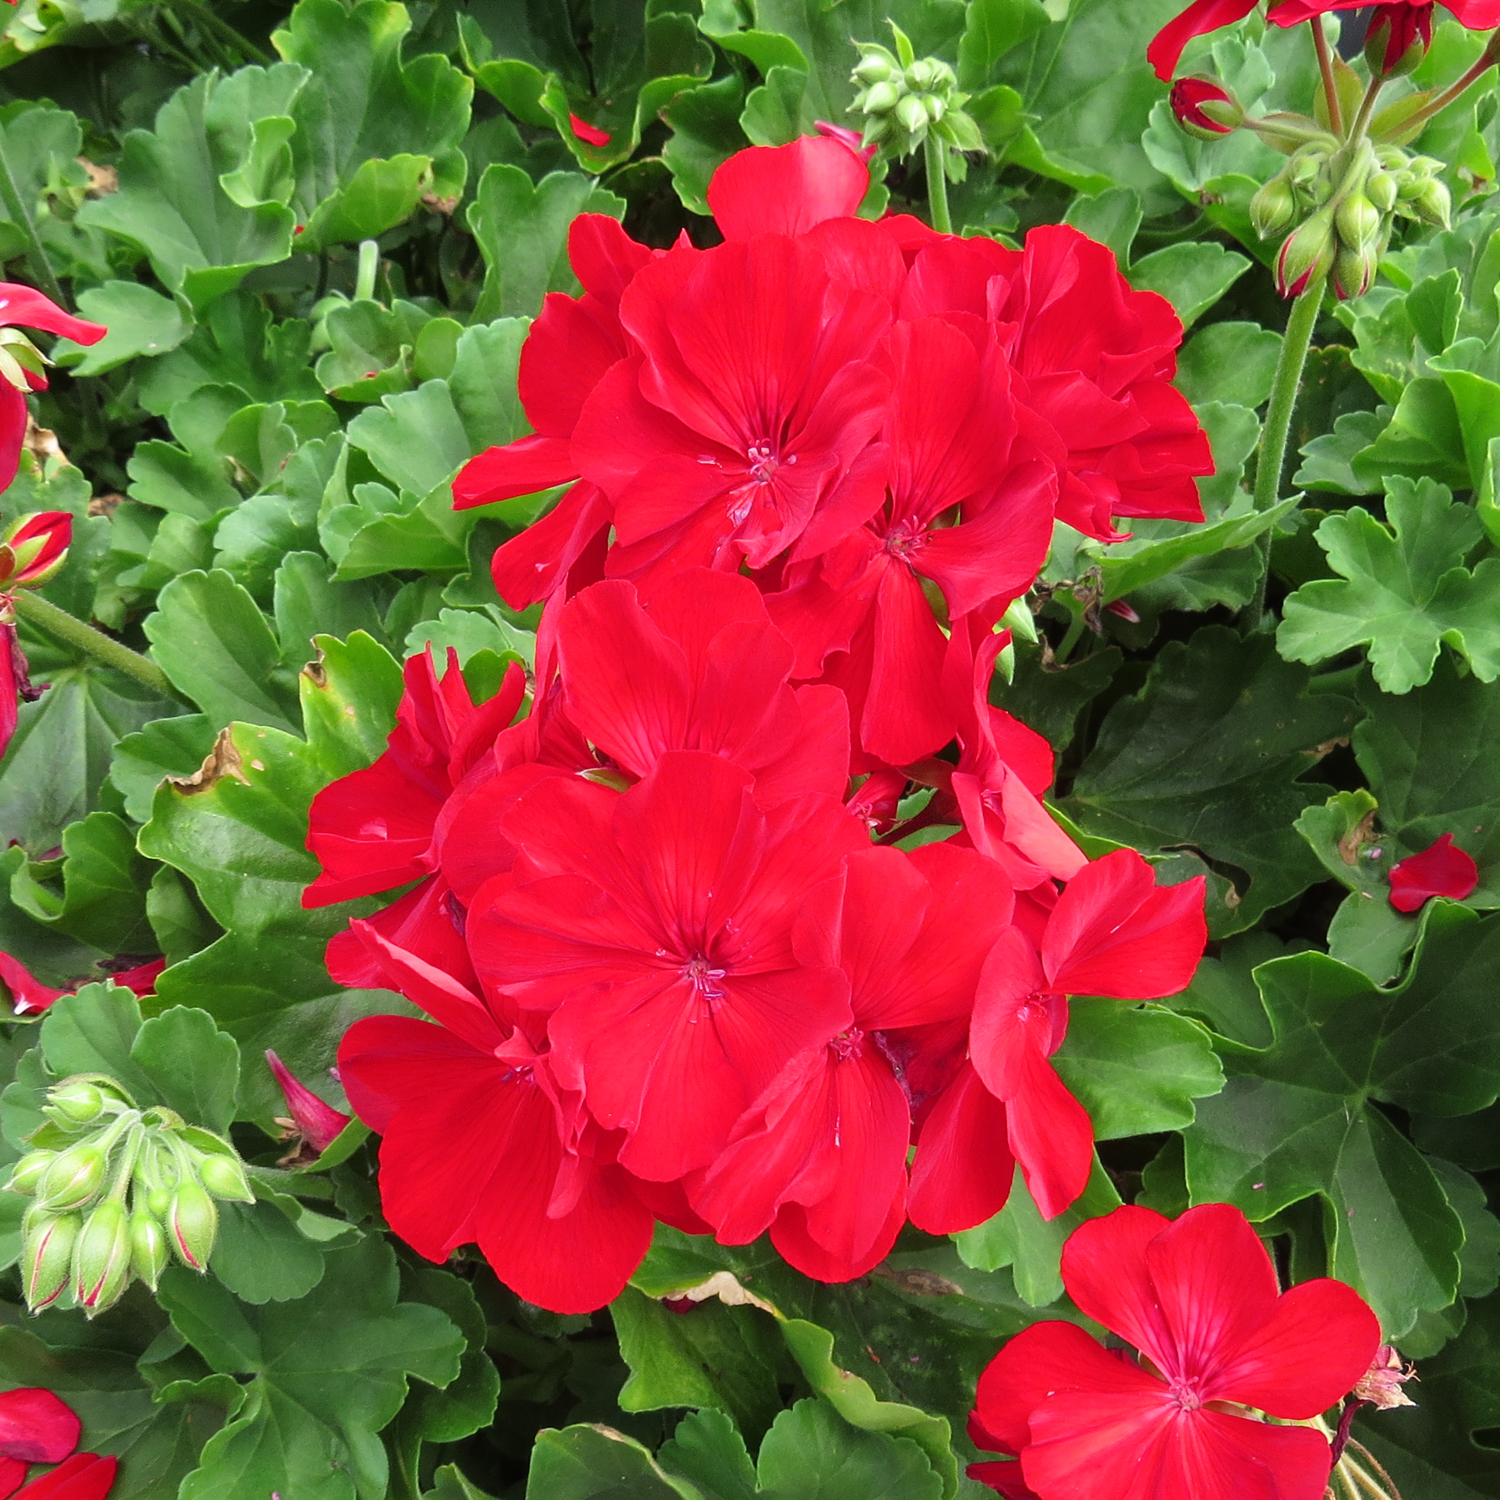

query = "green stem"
[[0, 138, 65, 308], [1054, 606, 1087, 662], [11, 590, 179, 699], [1399, 40, 1499, 130], [354, 239, 380, 302], [1239, 273, 1325, 632], [1312, 19, 1343, 136], [923, 133, 952, 235], [1349, 73, 1385, 142]]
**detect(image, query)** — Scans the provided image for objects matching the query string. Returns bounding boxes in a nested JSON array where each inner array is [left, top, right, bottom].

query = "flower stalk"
[[10, 589, 179, 700]]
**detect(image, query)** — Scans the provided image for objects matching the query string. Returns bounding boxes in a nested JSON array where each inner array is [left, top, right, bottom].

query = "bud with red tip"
[[1169, 77, 1243, 139], [1365, 2, 1433, 78], [1275, 205, 1337, 297], [0, 513, 70, 591], [266, 1050, 351, 1156]]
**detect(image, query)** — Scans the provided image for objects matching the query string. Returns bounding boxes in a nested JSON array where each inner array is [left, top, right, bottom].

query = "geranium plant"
[[0, 0, 1493, 1496]]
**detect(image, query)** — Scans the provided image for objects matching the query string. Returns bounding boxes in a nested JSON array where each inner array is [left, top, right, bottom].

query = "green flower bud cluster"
[[850, 25, 982, 173], [6, 1074, 253, 1317], [1254, 137, 1451, 301]]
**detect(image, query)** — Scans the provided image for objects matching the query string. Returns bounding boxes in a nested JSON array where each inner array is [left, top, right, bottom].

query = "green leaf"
[[210, 1197, 329, 1303], [55, 281, 190, 376], [136, 721, 407, 1117], [956, 0, 1051, 89], [1058, 625, 1358, 934], [611, 1285, 786, 1442], [953, 1158, 1122, 1307], [1351, 659, 1500, 911], [10, 810, 153, 953], [1051, 999, 1224, 1139], [525, 1425, 702, 1500], [1129, 241, 1251, 328], [143, 570, 301, 734], [1184, 905, 1500, 1335], [132, 1005, 239, 1133], [663, 76, 748, 217], [164, 1235, 464, 1500], [394, 1264, 500, 1447], [1278, 477, 1500, 694], [298, 631, 403, 780], [1176, 321, 1283, 409], [77, 66, 304, 312], [467, 164, 624, 321], [756, 1399, 942, 1500], [658, 1409, 757, 1500], [110, 715, 219, 825], [1061, 187, 1141, 267]]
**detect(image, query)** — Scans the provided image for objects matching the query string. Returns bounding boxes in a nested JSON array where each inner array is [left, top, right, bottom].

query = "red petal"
[[13, 1453, 117, 1500], [8, 512, 71, 584], [0, 953, 68, 1016], [908, 1060, 1016, 1235], [1043, 849, 1207, 999], [0, 1391, 78, 1464], [1211, 1276, 1380, 1419], [1003, 1043, 1096, 1221], [0, 286, 107, 344], [768, 1191, 903, 1282], [1146, 0, 1261, 78], [452, 434, 578, 509], [967, 1459, 1041, 1499], [0, 383, 27, 501], [568, 113, 611, 147], [973, 1320, 1159, 1456], [707, 136, 869, 240], [1388, 832, 1480, 912], [1058, 1204, 1176, 1367], [0, 1458, 25, 1500], [489, 481, 613, 611]]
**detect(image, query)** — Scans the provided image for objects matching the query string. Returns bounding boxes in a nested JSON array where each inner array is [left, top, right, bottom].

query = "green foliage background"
[[0, 0, 1498, 1494]]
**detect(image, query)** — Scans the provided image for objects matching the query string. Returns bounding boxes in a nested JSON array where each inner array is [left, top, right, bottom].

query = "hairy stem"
[[1401, 41, 1500, 130], [923, 133, 952, 234], [1349, 73, 1385, 142], [1239, 273, 1325, 631], [11, 590, 179, 699], [1313, 19, 1343, 136]]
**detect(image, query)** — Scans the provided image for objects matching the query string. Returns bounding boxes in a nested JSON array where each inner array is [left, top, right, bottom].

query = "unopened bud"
[[1288, 146, 1326, 186], [37, 1144, 107, 1212], [196, 1150, 254, 1204], [1336, 191, 1382, 250], [1411, 176, 1451, 228], [860, 79, 899, 115], [0, 513, 71, 590], [72, 1199, 130, 1315], [907, 57, 944, 90], [1365, 1, 1432, 77], [5, 1150, 54, 1197], [853, 52, 894, 86], [146, 1186, 172, 1219], [896, 93, 928, 135], [1332, 240, 1379, 301], [1170, 76, 1243, 139], [166, 1180, 218, 1271], [1251, 176, 1299, 239], [1367, 170, 1398, 214], [23, 1210, 79, 1310], [1276, 207, 1337, 298], [47, 1081, 107, 1127], [128, 1209, 169, 1291]]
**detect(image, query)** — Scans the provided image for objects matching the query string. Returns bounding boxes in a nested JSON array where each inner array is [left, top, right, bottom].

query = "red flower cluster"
[[0, 1388, 115, 1500], [308, 137, 1212, 1314], [457, 134, 1211, 771], [1149, 0, 1500, 82], [970, 1204, 1381, 1500]]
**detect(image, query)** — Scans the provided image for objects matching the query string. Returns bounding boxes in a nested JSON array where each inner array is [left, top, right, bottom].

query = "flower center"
[[1170, 1378, 1204, 1412], [746, 439, 794, 485], [884, 517, 926, 561], [830, 1027, 865, 1061], [680, 953, 728, 1004]]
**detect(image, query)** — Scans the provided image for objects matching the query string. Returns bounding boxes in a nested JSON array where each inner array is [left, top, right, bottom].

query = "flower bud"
[[5, 1150, 54, 1196], [1288, 146, 1326, 186], [1250, 176, 1299, 240], [1276, 207, 1337, 298], [1333, 240, 1380, 301], [853, 52, 894, 86], [147, 1186, 172, 1219], [1367, 170, 1398, 214], [128, 1209, 169, 1291], [46, 1080, 108, 1127], [195, 1150, 254, 1204], [860, 79, 899, 115], [907, 57, 944, 91], [23, 1210, 79, 1310], [166, 1180, 218, 1271], [1411, 176, 1451, 228], [1365, 1, 1432, 78], [37, 1143, 107, 1212], [1170, 77, 1243, 139], [896, 93, 929, 136], [1336, 191, 1382, 250], [72, 1199, 131, 1315], [0, 513, 71, 591]]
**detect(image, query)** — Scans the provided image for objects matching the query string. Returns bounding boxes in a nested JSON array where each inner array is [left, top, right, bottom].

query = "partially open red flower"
[[266, 1050, 351, 1154], [970, 1203, 1382, 1499], [969, 850, 1206, 1218], [1388, 831, 1479, 912]]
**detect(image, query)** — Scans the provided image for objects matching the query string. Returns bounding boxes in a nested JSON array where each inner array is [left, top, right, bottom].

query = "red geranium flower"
[[969, 850, 1206, 1218], [1388, 831, 1480, 912], [338, 925, 657, 1314], [970, 1203, 1382, 1500], [469, 750, 868, 1181], [266, 1050, 351, 1154], [1148, 0, 1500, 81], [691, 843, 1014, 1279]]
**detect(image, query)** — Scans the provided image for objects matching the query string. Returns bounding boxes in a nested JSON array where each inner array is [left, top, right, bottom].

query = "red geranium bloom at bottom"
[[970, 1203, 1380, 1500], [1388, 831, 1480, 913]]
